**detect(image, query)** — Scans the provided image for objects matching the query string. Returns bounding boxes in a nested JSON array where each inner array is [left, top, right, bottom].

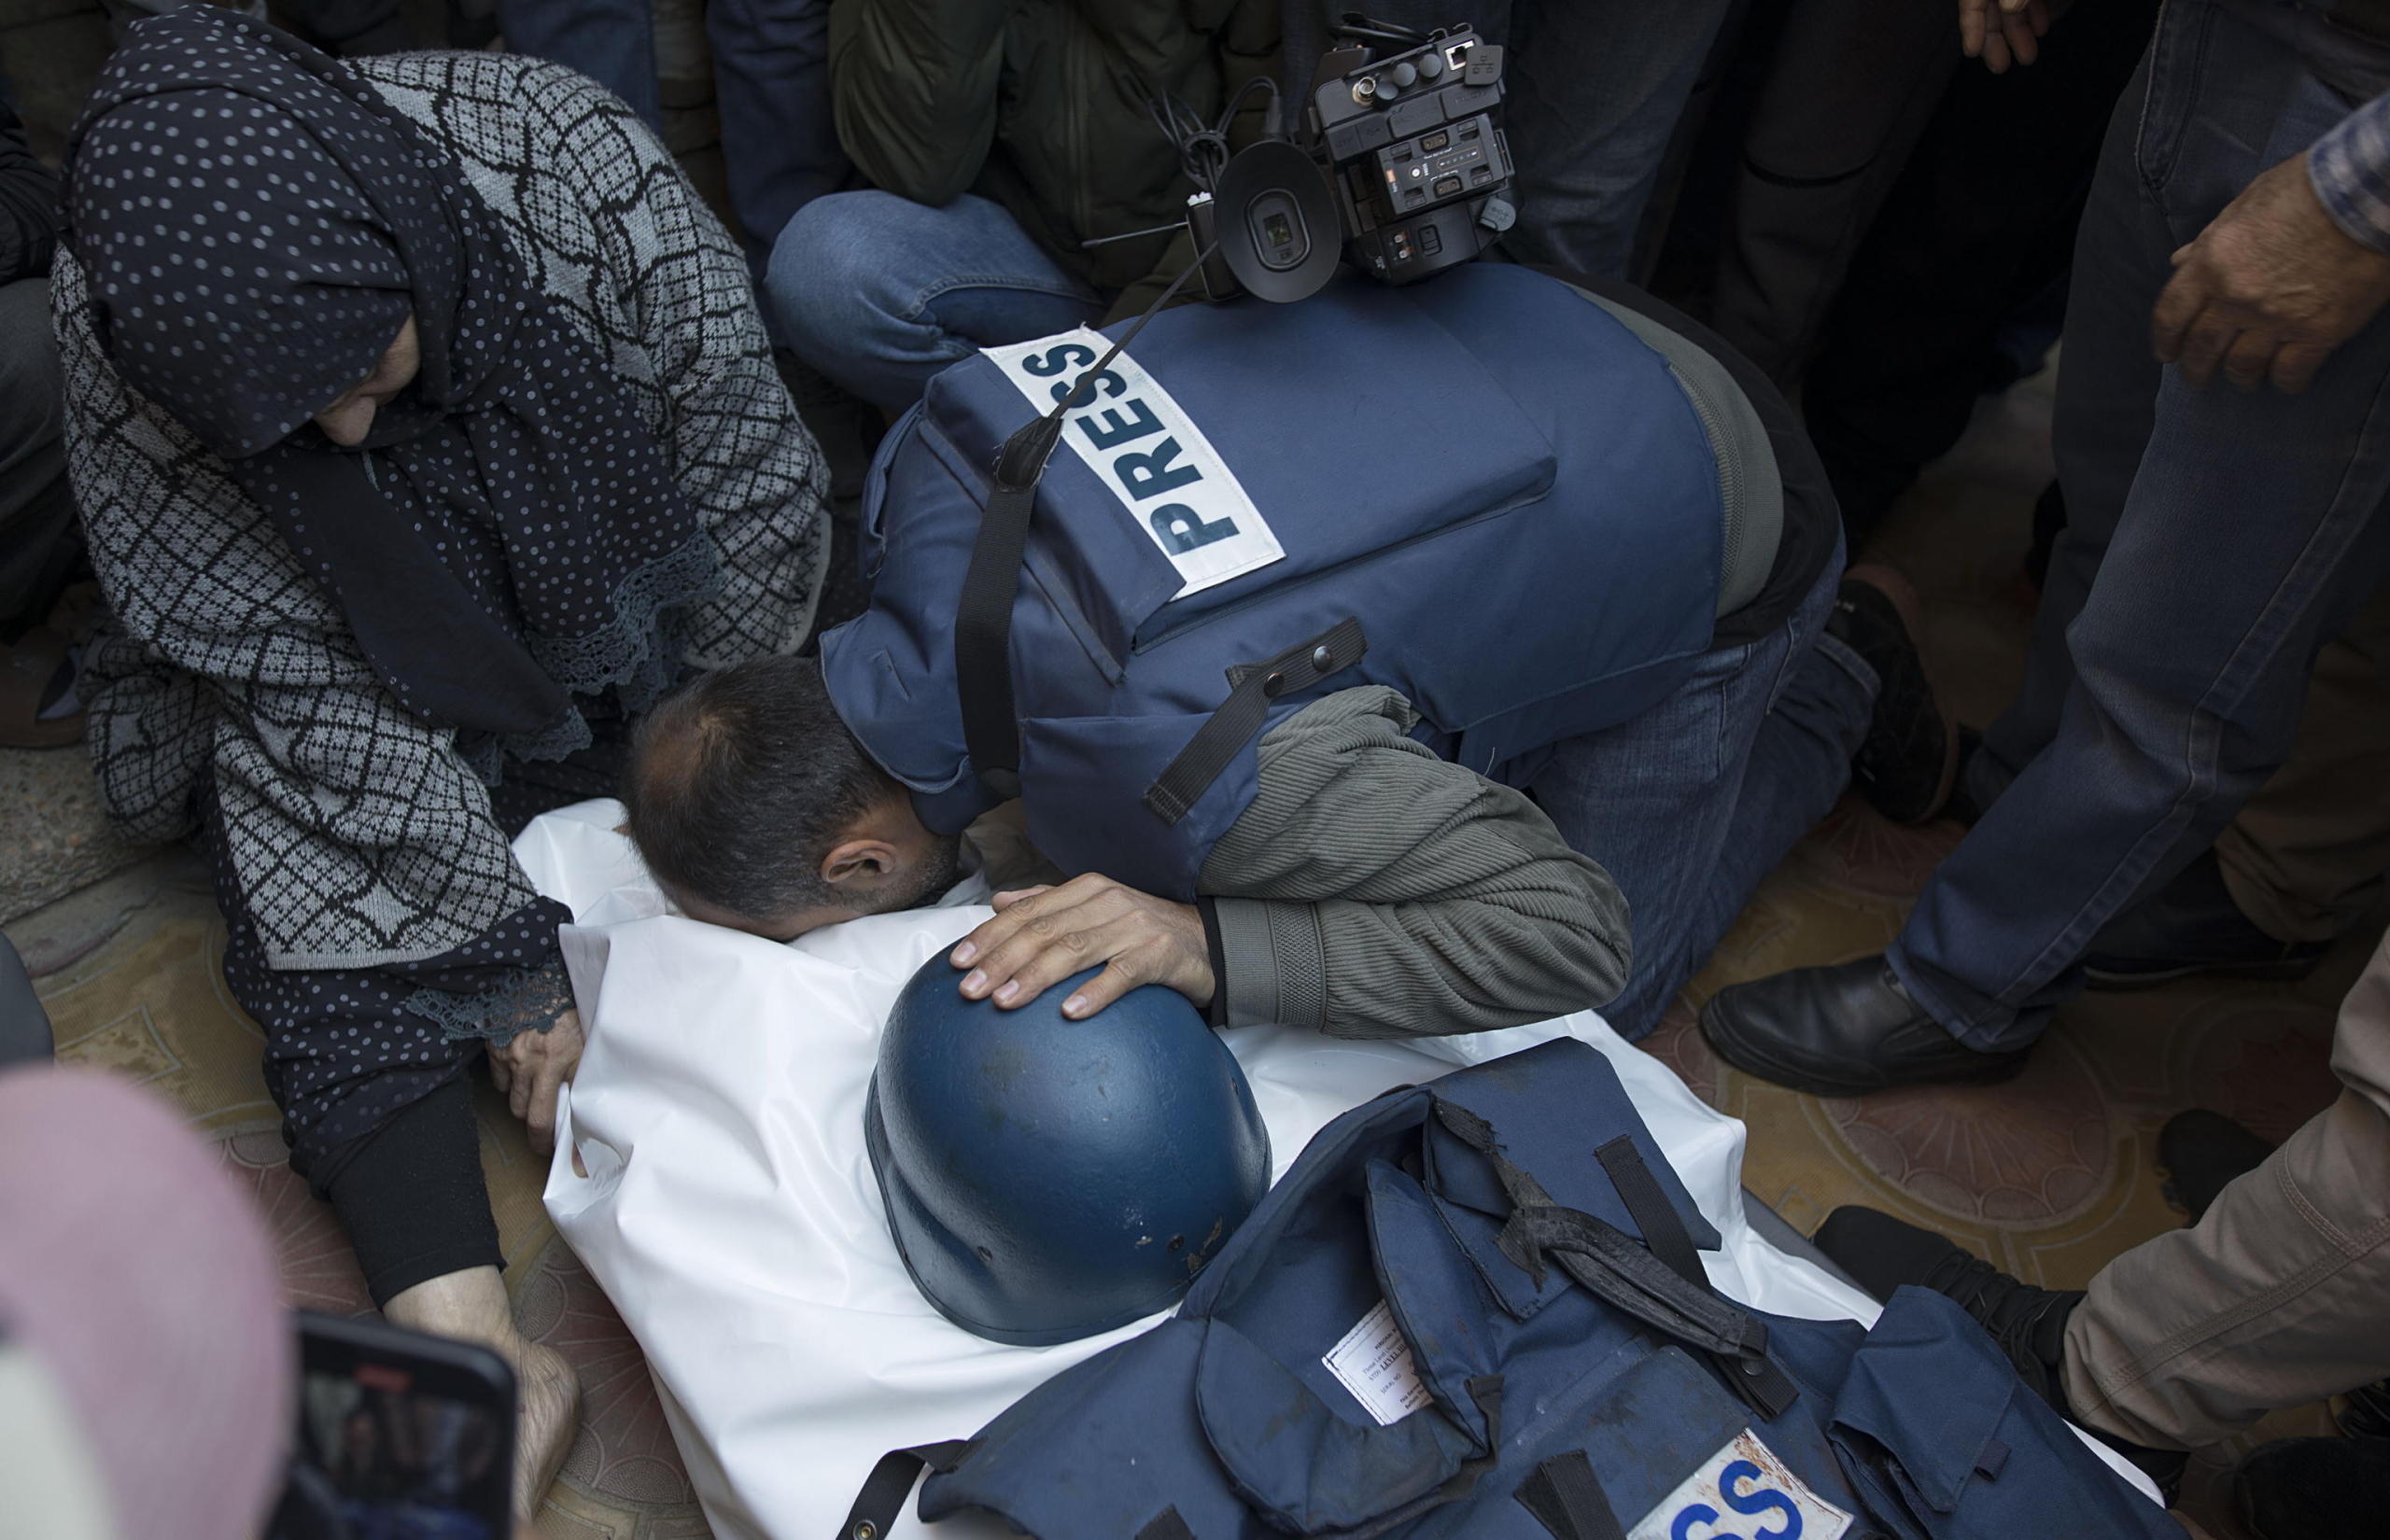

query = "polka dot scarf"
[[63, 7, 713, 753]]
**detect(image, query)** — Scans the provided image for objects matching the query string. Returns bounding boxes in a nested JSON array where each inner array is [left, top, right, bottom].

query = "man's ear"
[[820, 834, 901, 891]]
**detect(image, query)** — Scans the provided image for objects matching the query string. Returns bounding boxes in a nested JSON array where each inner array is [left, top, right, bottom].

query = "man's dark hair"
[[623, 653, 900, 921]]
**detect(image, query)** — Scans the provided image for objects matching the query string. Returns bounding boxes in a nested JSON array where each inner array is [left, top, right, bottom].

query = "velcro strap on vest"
[[1515, 1450, 1628, 1540], [834, 1438, 975, 1540], [1596, 1135, 1707, 1289], [1143, 617, 1368, 825]]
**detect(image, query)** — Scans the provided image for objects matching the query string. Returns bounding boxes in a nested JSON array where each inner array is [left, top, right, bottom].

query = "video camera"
[[1160, 16, 1515, 305]]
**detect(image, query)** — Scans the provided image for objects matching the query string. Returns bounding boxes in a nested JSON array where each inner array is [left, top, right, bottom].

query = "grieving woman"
[[54, 8, 828, 1511]]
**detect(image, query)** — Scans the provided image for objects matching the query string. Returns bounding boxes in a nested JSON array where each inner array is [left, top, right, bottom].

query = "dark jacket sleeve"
[[1194, 687, 1632, 1039], [0, 100, 62, 287], [826, 0, 1010, 205]]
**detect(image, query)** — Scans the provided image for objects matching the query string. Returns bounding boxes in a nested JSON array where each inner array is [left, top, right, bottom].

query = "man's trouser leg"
[[2214, 572, 2390, 945], [706, 0, 851, 300], [1702, 0, 1959, 384], [1887, 0, 2390, 1052], [2064, 930, 2390, 1449], [493, 0, 661, 133], [1537, 547, 1871, 1039], [1503, 0, 1741, 279]]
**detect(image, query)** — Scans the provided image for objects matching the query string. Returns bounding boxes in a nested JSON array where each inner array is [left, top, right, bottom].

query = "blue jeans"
[[1536, 547, 1872, 1040], [495, 0, 661, 132], [767, 191, 1108, 411], [708, 0, 850, 286], [1891, 0, 2390, 1052]]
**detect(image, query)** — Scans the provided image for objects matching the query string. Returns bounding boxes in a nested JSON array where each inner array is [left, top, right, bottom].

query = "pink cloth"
[[0, 1067, 292, 1540]]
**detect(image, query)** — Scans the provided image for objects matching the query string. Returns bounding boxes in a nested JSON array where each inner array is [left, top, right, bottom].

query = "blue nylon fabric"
[[915, 1040, 2187, 1540], [818, 263, 1728, 898]]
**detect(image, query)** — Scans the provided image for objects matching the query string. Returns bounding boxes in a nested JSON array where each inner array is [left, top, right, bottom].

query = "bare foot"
[[508, 1332, 581, 1520], [385, 1266, 583, 1526]]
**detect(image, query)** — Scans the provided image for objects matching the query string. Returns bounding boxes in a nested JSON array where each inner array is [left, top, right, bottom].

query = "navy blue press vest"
[[821, 264, 1739, 899]]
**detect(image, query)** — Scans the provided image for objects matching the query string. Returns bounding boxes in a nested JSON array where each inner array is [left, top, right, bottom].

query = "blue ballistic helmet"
[[865, 956, 1272, 1346]]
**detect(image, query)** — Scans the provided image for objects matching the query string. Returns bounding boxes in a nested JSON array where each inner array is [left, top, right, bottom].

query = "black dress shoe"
[[2235, 1435, 2390, 1540], [1698, 957, 2032, 1098], [2157, 1109, 2274, 1221], [1832, 566, 1958, 824], [2081, 847, 2329, 989], [1813, 1206, 2188, 1501], [2340, 1378, 2390, 1439], [1813, 1207, 2082, 1412]]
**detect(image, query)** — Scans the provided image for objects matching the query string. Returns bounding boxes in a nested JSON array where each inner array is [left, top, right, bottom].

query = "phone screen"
[[275, 1355, 512, 1540]]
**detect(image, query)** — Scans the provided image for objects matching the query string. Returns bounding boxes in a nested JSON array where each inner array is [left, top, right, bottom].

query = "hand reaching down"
[[1960, 0, 2049, 73], [950, 875, 1217, 1019], [489, 1008, 584, 1156]]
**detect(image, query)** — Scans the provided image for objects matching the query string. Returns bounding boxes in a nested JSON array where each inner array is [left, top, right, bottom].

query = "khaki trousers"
[[2214, 573, 2390, 945], [2063, 930, 2390, 1449]]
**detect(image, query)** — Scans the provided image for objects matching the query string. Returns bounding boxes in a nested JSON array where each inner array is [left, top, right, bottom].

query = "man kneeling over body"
[[624, 268, 1955, 1040]]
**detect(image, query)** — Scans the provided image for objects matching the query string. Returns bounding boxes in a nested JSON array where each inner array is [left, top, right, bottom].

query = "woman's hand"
[[949, 875, 1216, 1019], [488, 1009, 584, 1155]]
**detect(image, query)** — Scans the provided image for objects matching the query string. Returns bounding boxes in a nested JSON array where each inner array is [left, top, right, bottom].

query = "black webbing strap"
[[1432, 1102, 1799, 1421], [1515, 1450, 1628, 1540], [1143, 617, 1368, 824], [954, 417, 1062, 801], [952, 244, 1219, 803], [1596, 1135, 1706, 1289], [834, 1439, 975, 1540], [1135, 1507, 1199, 1540]]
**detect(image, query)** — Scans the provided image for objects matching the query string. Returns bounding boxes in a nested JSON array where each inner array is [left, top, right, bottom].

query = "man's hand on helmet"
[[950, 875, 1217, 1020]]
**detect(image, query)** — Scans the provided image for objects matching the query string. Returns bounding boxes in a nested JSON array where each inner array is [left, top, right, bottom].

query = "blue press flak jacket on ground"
[[912, 1039, 2188, 1540], [819, 263, 1732, 900]]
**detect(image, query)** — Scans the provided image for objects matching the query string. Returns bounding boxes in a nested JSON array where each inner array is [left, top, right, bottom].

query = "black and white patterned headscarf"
[[64, 7, 713, 758]]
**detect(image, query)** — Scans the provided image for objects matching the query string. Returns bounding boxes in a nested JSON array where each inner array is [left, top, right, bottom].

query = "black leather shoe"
[[2157, 1109, 2274, 1221], [1699, 957, 2032, 1098], [2235, 1435, 2390, 1540], [2082, 847, 2329, 989], [1831, 566, 1958, 824], [1813, 1207, 2082, 1413], [1813, 1207, 2187, 1501]]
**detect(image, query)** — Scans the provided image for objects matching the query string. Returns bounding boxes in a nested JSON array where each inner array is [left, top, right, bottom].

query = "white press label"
[[1626, 1430, 1853, 1540], [982, 327, 1286, 597], [1321, 1299, 1435, 1427]]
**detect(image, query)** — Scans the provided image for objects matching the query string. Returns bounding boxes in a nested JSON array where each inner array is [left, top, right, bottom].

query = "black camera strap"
[[954, 245, 1217, 802]]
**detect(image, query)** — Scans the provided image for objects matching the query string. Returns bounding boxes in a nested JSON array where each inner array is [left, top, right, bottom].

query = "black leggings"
[[323, 1072, 504, 1306]]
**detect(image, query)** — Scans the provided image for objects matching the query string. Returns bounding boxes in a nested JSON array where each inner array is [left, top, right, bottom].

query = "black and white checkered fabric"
[[55, 49, 829, 971]]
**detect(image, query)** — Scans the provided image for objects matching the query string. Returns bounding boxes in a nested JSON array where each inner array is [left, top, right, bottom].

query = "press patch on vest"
[[983, 328, 1286, 597], [1626, 1430, 1852, 1540], [1321, 1298, 1434, 1426]]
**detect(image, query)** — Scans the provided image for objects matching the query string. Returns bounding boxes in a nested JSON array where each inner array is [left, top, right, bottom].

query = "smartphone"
[[267, 1310, 516, 1540]]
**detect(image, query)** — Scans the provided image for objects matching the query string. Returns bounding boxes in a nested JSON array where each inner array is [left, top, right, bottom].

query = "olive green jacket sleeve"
[[1195, 687, 1633, 1040], [826, 0, 1009, 206]]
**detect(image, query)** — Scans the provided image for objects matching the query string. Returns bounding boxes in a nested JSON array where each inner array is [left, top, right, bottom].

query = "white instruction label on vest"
[[1321, 1299, 1435, 1427], [981, 327, 1286, 598], [1626, 1430, 1853, 1540]]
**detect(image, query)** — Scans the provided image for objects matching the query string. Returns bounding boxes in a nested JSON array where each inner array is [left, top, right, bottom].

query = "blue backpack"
[[817, 265, 1753, 901], [842, 1041, 2184, 1540]]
